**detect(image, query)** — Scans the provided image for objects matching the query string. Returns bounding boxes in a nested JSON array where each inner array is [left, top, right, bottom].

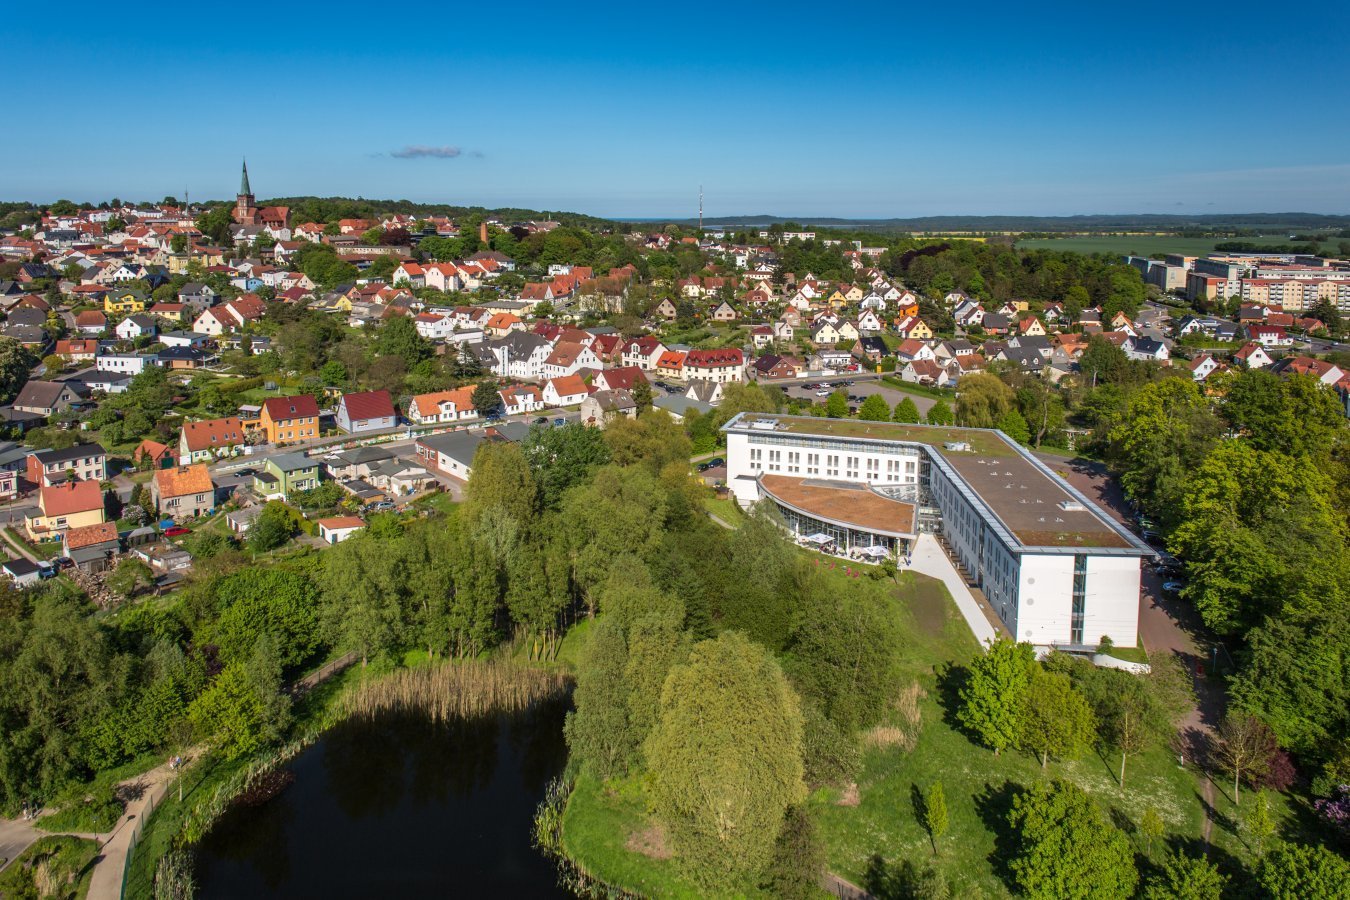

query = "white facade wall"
[[1083, 555, 1141, 647]]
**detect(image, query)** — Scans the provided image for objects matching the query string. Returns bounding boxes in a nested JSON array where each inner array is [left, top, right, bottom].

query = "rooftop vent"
[[1057, 500, 1085, 512], [944, 441, 972, 452]]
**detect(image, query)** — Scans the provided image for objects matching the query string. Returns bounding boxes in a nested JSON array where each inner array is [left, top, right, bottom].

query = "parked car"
[[815, 390, 831, 397], [365, 500, 396, 512], [696, 462, 711, 472], [164, 526, 191, 537], [52, 556, 73, 569], [553, 417, 566, 427], [707, 457, 724, 468], [37, 564, 57, 580], [1162, 581, 1184, 594]]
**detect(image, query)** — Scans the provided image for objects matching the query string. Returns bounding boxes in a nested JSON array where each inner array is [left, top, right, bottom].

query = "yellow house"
[[907, 318, 934, 340], [104, 290, 147, 315], [827, 289, 848, 308], [26, 480, 106, 538]]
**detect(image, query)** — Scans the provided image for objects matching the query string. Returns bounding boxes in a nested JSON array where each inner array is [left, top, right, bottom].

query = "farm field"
[[1015, 233, 1300, 257]]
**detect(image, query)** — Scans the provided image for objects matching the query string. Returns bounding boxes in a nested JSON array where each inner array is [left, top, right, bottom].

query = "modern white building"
[[722, 414, 1151, 649]]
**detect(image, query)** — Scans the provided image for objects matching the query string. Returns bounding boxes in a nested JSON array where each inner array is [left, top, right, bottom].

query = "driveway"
[[1035, 451, 1226, 749]]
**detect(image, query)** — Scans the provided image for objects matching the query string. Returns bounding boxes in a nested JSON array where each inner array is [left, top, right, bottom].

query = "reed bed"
[[341, 659, 572, 724]]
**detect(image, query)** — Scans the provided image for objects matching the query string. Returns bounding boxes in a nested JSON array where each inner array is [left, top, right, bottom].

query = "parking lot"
[[779, 379, 937, 416]]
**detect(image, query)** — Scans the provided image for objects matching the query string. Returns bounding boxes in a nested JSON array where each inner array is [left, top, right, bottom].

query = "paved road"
[[1035, 452, 1225, 752]]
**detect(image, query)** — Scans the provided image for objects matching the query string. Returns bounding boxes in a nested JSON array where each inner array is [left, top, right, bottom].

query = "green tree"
[[1008, 780, 1137, 900], [1213, 713, 1278, 806], [892, 397, 921, 423], [1256, 843, 1350, 899], [923, 781, 949, 855], [996, 409, 1031, 444], [1245, 790, 1276, 857], [106, 559, 154, 599], [632, 378, 653, 414], [1138, 806, 1165, 857], [1142, 849, 1227, 900], [564, 620, 635, 778], [926, 399, 954, 426], [247, 502, 295, 552], [320, 536, 407, 666], [186, 664, 272, 760], [858, 394, 890, 421], [463, 441, 536, 533], [208, 569, 320, 669], [645, 632, 805, 889], [0, 338, 37, 403], [958, 639, 1037, 754], [471, 379, 502, 416], [825, 390, 849, 418], [956, 373, 1015, 428], [760, 805, 825, 900], [374, 313, 431, 367], [1018, 669, 1095, 767], [1108, 377, 1220, 526], [521, 423, 611, 509]]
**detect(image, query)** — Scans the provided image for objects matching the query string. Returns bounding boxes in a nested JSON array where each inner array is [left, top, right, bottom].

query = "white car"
[[815, 390, 831, 397]]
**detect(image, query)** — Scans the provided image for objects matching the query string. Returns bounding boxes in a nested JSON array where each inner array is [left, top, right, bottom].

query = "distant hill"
[[623, 213, 1350, 232]]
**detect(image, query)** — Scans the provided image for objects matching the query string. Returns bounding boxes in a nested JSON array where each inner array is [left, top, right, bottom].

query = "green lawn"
[[0, 835, 98, 899], [5, 527, 63, 560], [557, 554, 1280, 897], [1014, 234, 1303, 257], [703, 494, 741, 525], [879, 376, 955, 401]]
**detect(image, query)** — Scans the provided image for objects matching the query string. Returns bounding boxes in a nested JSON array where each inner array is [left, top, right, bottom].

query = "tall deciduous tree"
[[1018, 669, 1095, 768], [926, 399, 954, 426], [564, 620, 635, 779], [1008, 780, 1137, 900], [645, 632, 805, 889], [958, 639, 1037, 755], [1142, 849, 1227, 900], [892, 397, 921, 423], [1213, 713, 1278, 805], [923, 781, 949, 855], [858, 394, 890, 421], [1256, 843, 1350, 899]]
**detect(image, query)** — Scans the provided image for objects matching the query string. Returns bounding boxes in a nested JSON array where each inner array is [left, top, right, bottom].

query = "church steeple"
[[240, 159, 252, 197]]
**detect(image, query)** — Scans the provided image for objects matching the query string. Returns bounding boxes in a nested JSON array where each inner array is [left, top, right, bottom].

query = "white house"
[[543, 375, 589, 407], [115, 315, 157, 341]]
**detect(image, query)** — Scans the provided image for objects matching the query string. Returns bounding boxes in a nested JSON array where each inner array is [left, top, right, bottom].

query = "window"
[[1070, 555, 1087, 645]]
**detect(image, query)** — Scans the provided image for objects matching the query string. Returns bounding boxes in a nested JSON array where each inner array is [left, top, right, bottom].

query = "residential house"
[[655, 350, 687, 381], [26, 443, 107, 486], [253, 453, 320, 500], [336, 390, 397, 434], [407, 386, 479, 425], [895, 339, 935, 363], [158, 347, 216, 370], [151, 465, 216, 521], [1187, 354, 1223, 382], [580, 389, 637, 427], [900, 359, 955, 388], [751, 354, 801, 380], [621, 336, 666, 370], [26, 479, 105, 538], [684, 348, 745, 384], [1244, 323, 1292, 347], [893, 316, 933, 340], [499, 384, 544, 416], [654, 297, 678, 320], [260, 395, 321, 444], [1016, 316, 1046, 337], [318, 516, 367, 544], [1233, 342, 1274, 369], [12, 380, 89, 416], [853, 336, 889, 364], [1124, 336, 1170, 362], [542, 375, 589, 407], [133, 439, 176, 469], [415, 430, 487, 480], [710, 301, 738, 322], [55, 338, 99, 364], [178, 416, 245, 464], [104, 289, 147, 315], [74, 310, 107, 335], [541, 341, 601, 380], [591, 366, 648, 393], [62, 521, 120, 573], [115, 315, 157, 341]]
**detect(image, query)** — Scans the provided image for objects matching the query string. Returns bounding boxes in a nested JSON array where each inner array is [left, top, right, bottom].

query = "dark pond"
[[194, 698, 572, 898]]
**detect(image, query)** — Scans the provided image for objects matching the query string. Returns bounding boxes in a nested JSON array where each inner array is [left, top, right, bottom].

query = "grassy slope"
[[559, 558, 1289, 896]]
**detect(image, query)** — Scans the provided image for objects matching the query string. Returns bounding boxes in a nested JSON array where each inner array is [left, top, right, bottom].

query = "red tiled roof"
[[64, 521, 119, 550], [40, 480, 103, 517], [685, 348, 743, 367], [263, 394, 320, 421], [181, 416, 244, 452], [154, 464, 213, 498], [340, 390, 395, 422]]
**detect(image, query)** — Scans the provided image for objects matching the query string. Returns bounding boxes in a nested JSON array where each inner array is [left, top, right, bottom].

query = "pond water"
[[194, 699, 572, 898]]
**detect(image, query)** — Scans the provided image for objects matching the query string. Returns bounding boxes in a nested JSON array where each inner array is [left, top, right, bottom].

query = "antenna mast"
[[698, 185, 703, 233]]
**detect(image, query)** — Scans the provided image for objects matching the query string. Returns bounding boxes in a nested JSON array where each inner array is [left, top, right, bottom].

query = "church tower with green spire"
[[233, 158, 259, 225]]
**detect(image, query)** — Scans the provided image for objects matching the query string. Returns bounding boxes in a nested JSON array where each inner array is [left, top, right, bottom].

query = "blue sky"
[[2, 1, 1347, 218]]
